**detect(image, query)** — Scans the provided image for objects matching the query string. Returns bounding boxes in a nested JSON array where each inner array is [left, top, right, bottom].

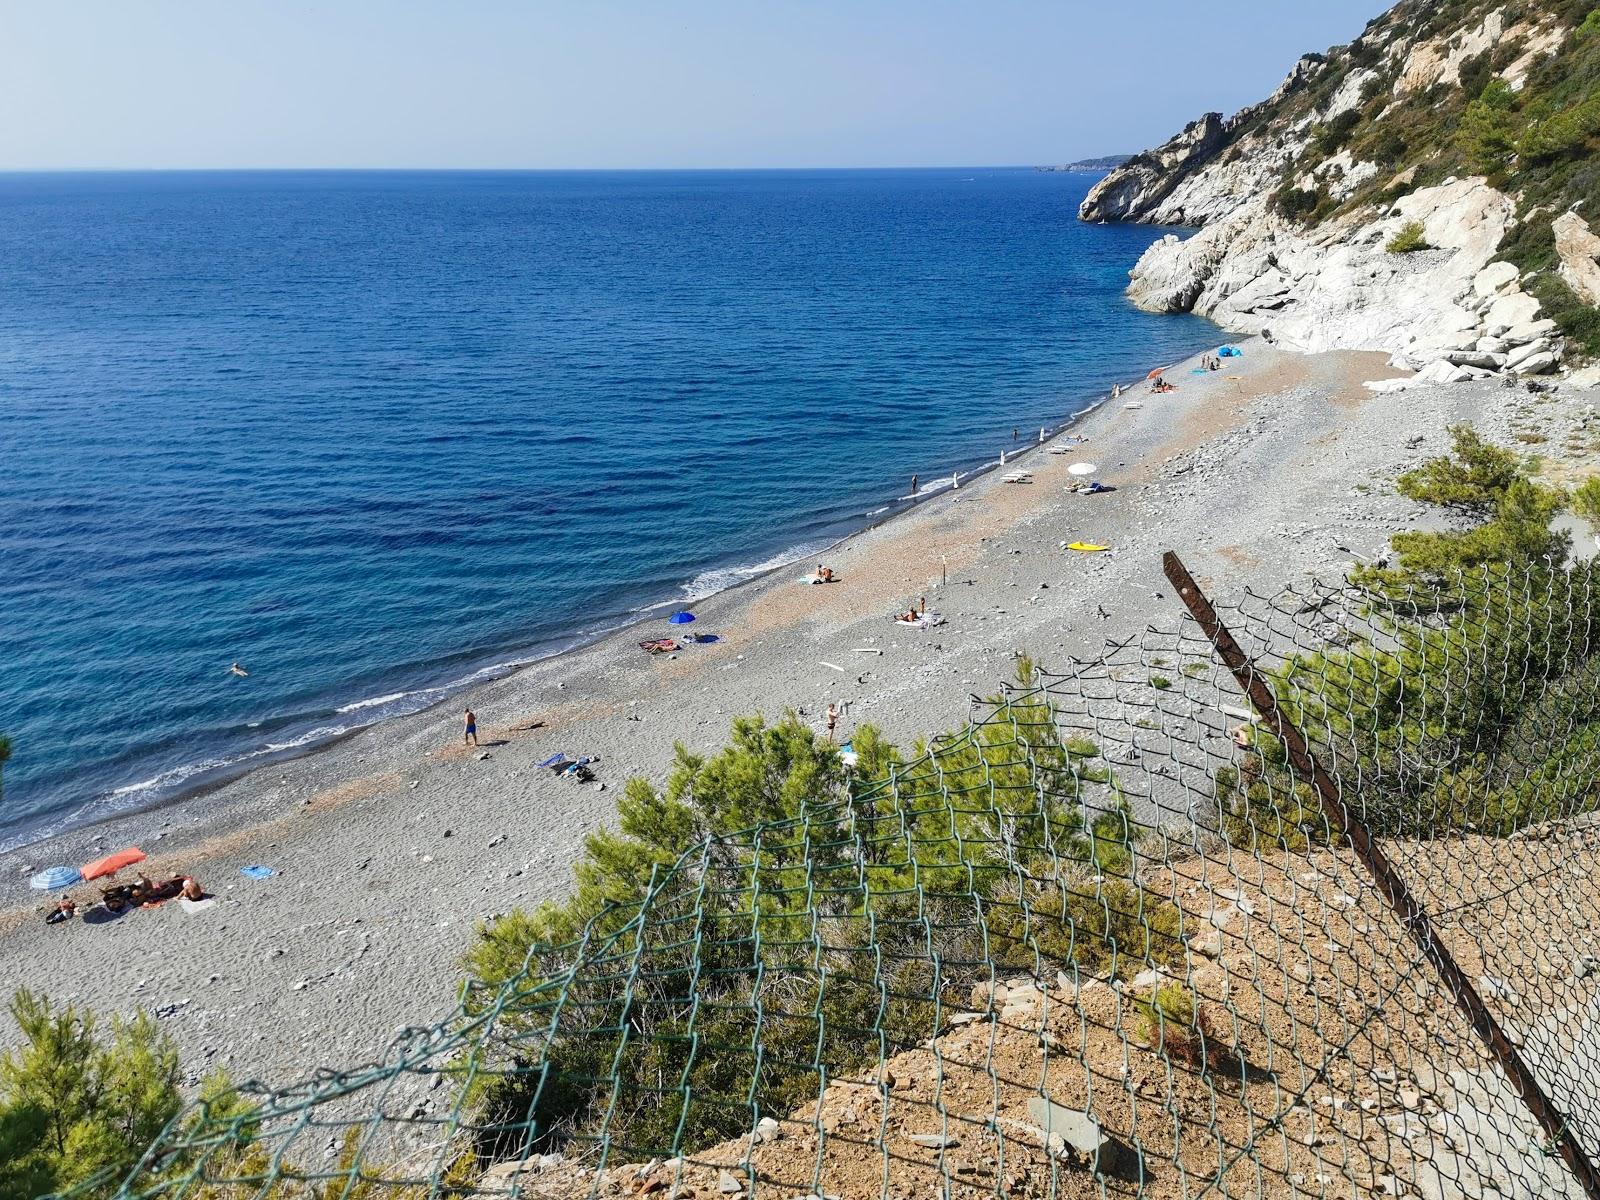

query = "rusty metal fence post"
[[1163, 550, 1600, 1200]]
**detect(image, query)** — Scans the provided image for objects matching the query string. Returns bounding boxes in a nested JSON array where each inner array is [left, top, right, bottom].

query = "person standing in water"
[[463, 708, 478, 747], [910, 473, 918, 495]]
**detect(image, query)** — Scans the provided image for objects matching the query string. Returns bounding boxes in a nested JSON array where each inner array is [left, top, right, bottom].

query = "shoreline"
[[11, 334, 1519, 1099], [0, 358, 1194, 857]]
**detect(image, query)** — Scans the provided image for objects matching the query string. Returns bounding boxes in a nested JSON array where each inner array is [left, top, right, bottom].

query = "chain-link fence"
[[89, 557, 1600, 1200]]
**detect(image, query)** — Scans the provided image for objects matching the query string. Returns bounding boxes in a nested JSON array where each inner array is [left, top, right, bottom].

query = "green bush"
[[1312, 110, 1362, 156], [1216, 426, 1600, 849], [461, 692, 1182, 1161], [1352, 425, 1568, 591], [1134, 982, 1202, 1061], [1530, 272, 1600, 358], [1572, 476, 1600, 529], [1274, 184, 1325, 221], [1386, 220, 1432, 253], [0, 989, 249, 1200]]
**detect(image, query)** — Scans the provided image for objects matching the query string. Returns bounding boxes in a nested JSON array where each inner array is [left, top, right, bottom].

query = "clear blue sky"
[[0, 1, 1393, 170]]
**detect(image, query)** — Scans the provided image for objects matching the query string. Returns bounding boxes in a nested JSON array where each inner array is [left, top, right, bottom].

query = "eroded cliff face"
[[1078, 55, 1326, 227], [1079, 0, 1598, 375]]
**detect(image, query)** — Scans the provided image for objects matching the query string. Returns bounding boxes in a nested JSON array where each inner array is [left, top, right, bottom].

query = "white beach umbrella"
[[1067, 462, 1099, 477]]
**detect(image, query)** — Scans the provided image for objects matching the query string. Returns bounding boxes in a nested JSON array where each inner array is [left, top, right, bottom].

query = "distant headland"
[[1036, 154, 1133, 172]]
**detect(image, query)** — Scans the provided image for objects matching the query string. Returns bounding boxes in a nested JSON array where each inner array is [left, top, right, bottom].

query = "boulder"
[[1473, 261, 1520, 298], [1475, 337, 1508, 354], [1505, 338, 1552, 369], [1502, 318, 1558, 345], [1444, 350, 1505, 369], [1365, 377, 1417, 394], [1416, 359, 1467, 384], [1554, 211, 1600, 306], [1513, 351, 1558, 376], [1485, 290, 1542, 332]]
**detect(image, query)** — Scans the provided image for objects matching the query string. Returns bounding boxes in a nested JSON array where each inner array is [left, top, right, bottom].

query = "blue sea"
[[0, 169, 1212, 850]]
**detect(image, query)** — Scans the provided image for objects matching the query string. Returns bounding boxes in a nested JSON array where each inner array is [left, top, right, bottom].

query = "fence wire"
[[86, 559, 1600, 1200]]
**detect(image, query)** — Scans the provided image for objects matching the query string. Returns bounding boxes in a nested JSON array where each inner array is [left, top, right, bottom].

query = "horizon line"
[[0, 162, 1119, 175]]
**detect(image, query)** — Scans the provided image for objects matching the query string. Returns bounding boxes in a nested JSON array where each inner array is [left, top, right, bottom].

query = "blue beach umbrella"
[[668, 612, 696, 625], [30, 866, 83, 891]]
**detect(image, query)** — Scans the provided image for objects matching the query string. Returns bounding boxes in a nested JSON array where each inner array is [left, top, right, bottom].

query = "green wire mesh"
[[85, 560, 1600, 1200]]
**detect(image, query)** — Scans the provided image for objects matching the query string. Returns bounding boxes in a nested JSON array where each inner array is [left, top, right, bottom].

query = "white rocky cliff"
[[1079, 1, 1594, 382]]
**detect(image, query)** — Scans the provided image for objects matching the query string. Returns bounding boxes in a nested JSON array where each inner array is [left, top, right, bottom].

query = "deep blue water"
[[0, 169, 1211, 849]]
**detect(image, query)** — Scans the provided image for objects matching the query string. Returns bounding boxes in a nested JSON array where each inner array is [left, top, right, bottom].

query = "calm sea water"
[[0, 169, 1212, 849]]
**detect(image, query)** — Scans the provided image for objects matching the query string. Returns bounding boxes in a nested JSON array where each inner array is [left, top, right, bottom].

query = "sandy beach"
[[5, 337, 1592, 1102]]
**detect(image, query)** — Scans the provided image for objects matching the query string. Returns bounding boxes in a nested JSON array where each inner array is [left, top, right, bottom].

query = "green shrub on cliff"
[[1385, 220, 1431, 253]]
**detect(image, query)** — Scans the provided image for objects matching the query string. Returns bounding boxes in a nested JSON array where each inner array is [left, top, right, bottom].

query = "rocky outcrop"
[[1079, 56, 1325, 227], [1126, 178, 1534, 358], [1554, 211, 1600, 307], [1079, 0, 1592, 378], [1077, 114, 1230, 225]]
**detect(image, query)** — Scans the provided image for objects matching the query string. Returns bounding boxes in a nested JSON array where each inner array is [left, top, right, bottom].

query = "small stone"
[[1189, 929, 1224, 958], [908, 1133, 958, 1149], [717, 1172, 742, 1195]]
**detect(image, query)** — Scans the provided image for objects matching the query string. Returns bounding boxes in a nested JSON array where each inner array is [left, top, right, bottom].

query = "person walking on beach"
[[463, 708, 478, 747], [825, 702, 840, 741]]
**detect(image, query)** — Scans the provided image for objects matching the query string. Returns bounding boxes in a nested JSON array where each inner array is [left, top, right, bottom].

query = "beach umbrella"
[[30, 866, 83, 891], [80, 846, 146, 881], [668, 612, 696, 625], [1067, 462, 1099, 477], [1146, 367, 1165, 380]]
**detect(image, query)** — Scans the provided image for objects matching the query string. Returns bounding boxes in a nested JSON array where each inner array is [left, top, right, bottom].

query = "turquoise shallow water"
[[0, 168, 1213, 849]]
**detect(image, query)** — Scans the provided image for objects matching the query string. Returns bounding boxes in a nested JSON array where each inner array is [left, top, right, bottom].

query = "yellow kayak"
[[1066, 542, 1110, 553]]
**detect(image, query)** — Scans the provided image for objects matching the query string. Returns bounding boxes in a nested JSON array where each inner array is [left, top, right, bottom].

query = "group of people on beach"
[[1199, 354, 1225, 372], [46, 873, 207, 926]]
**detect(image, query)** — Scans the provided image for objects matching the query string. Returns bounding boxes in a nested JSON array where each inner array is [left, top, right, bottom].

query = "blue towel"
[[240, 865, 276, 880]]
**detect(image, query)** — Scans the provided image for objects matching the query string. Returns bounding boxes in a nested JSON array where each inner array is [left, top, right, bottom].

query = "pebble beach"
[[5, 337, 1593, 1105]]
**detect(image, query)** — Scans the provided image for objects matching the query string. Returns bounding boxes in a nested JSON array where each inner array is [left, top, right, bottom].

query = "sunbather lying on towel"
[[639, 639, 679, 654]]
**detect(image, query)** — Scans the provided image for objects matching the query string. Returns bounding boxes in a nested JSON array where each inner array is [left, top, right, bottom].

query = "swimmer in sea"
[[228, 662, 249, 677]]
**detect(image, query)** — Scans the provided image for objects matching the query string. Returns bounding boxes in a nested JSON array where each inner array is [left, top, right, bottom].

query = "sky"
[[0, 1, 1395, 170]]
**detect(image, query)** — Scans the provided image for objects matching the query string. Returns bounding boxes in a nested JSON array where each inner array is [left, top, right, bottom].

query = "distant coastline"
[[1036, 154, 1132, 172]]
